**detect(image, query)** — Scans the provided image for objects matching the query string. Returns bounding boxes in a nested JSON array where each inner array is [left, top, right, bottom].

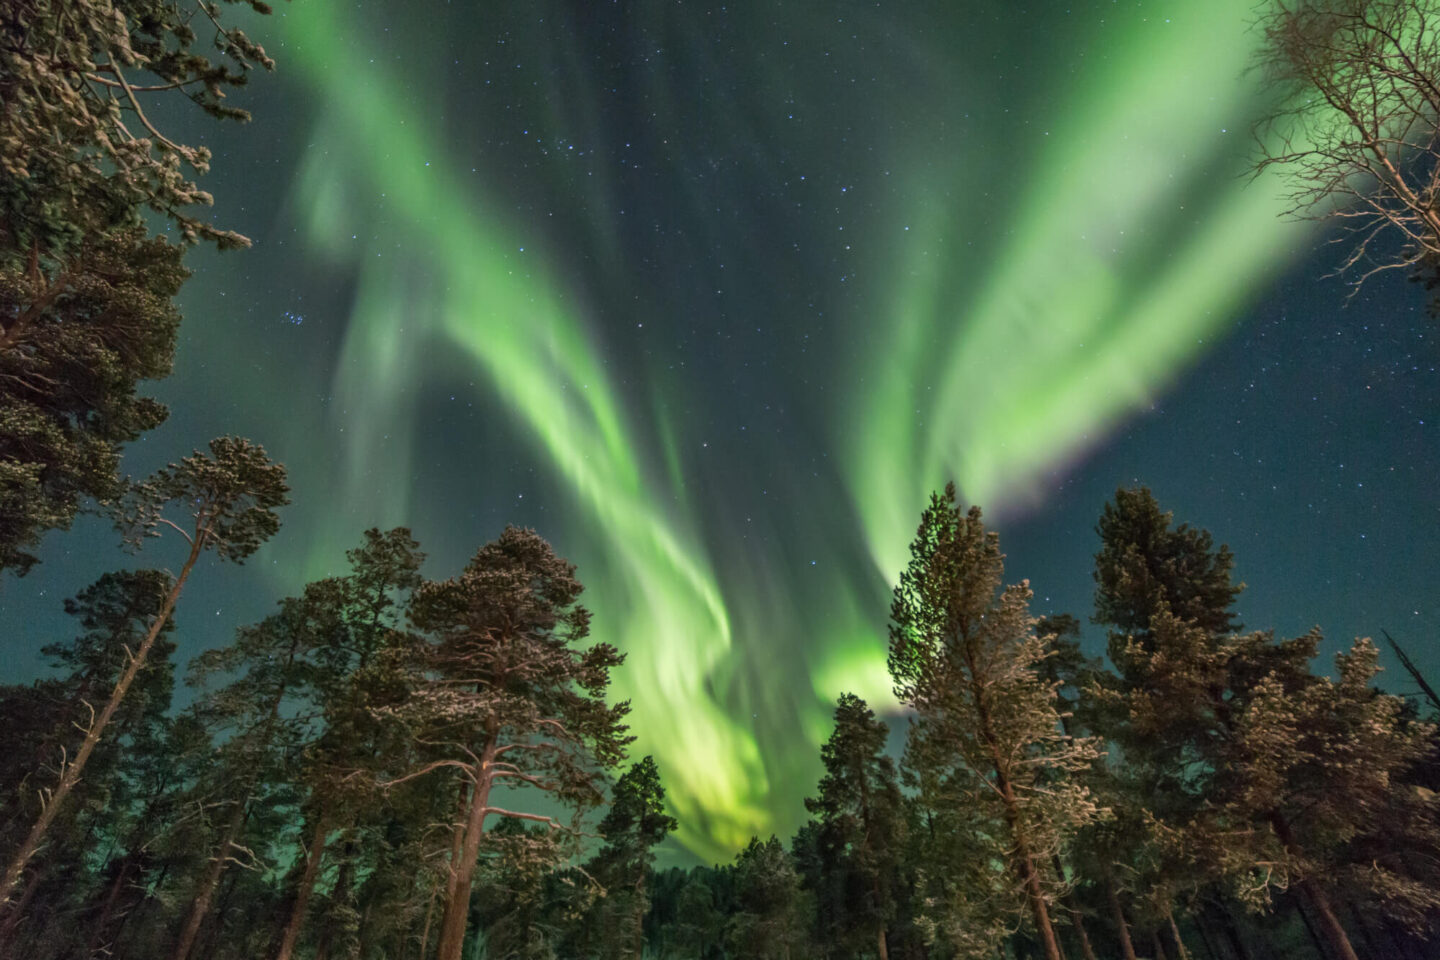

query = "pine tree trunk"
[[1298, 883, 1359, 960], [878, 924, 891, 960], [441, 783, 468, 922], [1164, 904, 1191, 960], [435, 740, 497, 960], [1049, 854, 1092, 960], [418, 882, 438, 960], [171, 797, 247, 960], [980, 706, 1061, 960], [0, 865, 41, 952], [199, 865, 243, 959], [273, 807, 330, 960], [1268, 813, 1359, 960], [87, 859, 133, 957], [1069, 905, 1097, 960], [1103, 877, 1138, 960], [0, 533, 204, 906], [1152, 929, 1170, 960]]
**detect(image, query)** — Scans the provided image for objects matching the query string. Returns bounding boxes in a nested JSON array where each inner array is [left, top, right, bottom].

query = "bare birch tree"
[[1255, 0, 1440, 299]]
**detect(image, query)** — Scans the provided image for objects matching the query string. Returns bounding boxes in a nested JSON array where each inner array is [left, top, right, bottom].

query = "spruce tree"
[[724, 836, 809, 960], [587, 756, 678, 960], [1093, 486, 1242, 651], [800, 693, 905, 960]]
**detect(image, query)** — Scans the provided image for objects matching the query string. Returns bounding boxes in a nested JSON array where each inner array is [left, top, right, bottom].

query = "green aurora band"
[[268, 0, 1307, 860]]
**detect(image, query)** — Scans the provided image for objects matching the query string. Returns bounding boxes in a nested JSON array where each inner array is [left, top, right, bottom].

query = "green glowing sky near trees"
[[8, 0, 1439, 864]]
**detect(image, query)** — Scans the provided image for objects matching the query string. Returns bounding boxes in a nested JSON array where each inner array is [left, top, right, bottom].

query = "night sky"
[[5, 0, 1439, 863]]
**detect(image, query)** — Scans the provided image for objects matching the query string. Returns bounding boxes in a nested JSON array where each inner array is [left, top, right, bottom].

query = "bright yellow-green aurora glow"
[[269, 0, 1308, 861]]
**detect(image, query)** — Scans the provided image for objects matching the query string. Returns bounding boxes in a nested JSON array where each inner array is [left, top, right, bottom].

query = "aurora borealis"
[[7, 0, 1439, 863]]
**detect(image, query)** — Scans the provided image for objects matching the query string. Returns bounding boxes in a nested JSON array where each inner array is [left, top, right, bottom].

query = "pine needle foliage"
[[889, 484, 1106, 960]]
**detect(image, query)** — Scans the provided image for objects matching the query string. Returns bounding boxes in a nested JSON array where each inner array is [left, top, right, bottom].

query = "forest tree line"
[[0, 483, 1437, 960], [3, 1, 1440, 959]]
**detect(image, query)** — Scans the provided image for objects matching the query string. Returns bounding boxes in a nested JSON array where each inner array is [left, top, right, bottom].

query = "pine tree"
[[0, 570, 177, 952], [1, 0, 274, 266], [1, 0, 278, 573], [1093, 486, 1242, 651], [170, 530, 421, 960], [379, 526, 631, 960], [0, 436, 287, 908], [1089, 488, 1438, 960], [1228, 637, 1440, 952], [0, 229, 183, 575], [267, 527, 425, 960], [889, 485, 1105, 960]]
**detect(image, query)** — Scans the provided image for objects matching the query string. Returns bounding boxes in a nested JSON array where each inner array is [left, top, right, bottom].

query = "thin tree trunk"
[[1152, 929, 1169, 960], [418, 882, 438, 960], [878, 923, 891, 960], [1269, 813, 1359, 960], [435, 739, 497, 960], [1301, 879, 1359, 960], [87, 859, 133, 957], [980, 706, 1061, 960], [1164, 904, 1191, 960], [1049, 854, 1094, 960], [170, 798, 247, 960], [1103, 876, 1138, 960], [0, 865, 41, 952], [113, 860, 169, 959], [0, 533, 204, 906], [1069, 905, 1097, 960], [199, 864, 243, 959], [273, 807, 330, 960]]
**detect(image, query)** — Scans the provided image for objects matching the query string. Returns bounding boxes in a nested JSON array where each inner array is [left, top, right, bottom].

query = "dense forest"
[[3, 1, 1440, 959]]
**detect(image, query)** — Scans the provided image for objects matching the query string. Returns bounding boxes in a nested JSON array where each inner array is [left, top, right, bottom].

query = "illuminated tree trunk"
[[417, 882, 439, 960], [983, 709, 1061, 960], [273, 807, 330, 960], [1104, 876, 1138, 960], [1269, 813, 1358, 960], [171, 798, 247, 960], [0, 534, 202, 907], [434, 738, 496, 960], [1164, 904, 1191, 960]]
